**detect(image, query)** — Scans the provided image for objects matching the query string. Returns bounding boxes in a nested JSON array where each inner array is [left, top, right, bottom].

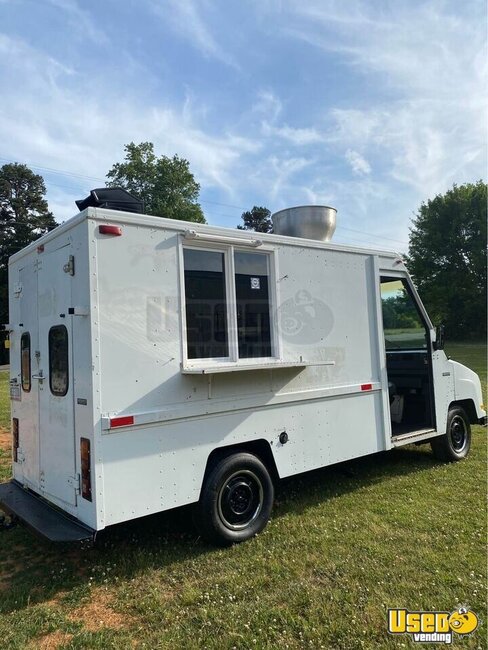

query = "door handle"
[[32, 372, 44, 381]]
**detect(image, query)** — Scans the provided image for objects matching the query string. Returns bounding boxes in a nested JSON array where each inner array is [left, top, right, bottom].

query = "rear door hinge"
[[68, 473, 81, 494], [63, 255, 75, 276], [16, 448, 25, 463]]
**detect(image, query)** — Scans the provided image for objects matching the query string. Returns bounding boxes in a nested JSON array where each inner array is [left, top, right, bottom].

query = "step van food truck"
[[0, 193, 485, 544]]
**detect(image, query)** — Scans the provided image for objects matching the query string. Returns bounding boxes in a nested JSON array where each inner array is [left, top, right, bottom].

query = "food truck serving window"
[[184, 249, 229, 359], [49, 325, 69, 396], [235, 252, 271, 358], [21, 332, 31, 392], [183, 247, 275, 362]]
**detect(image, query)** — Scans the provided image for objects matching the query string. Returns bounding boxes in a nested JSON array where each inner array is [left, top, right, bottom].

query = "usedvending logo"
[[388, 607, 479, 644]]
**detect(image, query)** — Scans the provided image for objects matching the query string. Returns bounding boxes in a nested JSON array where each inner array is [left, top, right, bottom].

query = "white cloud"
[[345, 149, 371, 175], [251, 155, 315, 202], [262, 121, 324, 146], [267, 1, 487, 196], [150, 0, 237, 68], [252, 91, 283, 121], [254, 90, 323, 145], [329, 109, 381, 148], [0, 34, 257, 220], [46, 0, 108, 44], [331, 99, 485, 195]]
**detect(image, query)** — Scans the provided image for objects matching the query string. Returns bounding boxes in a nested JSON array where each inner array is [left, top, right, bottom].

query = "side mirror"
[[433, 324, 444, 351]]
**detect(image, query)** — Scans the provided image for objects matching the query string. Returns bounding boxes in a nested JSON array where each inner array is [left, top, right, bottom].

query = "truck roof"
[[9, 207, 402, 265]]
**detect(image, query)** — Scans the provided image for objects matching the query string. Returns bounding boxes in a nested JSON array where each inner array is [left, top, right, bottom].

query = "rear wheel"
[[431, 406, 471, 461], [194, 452, 274, 546]]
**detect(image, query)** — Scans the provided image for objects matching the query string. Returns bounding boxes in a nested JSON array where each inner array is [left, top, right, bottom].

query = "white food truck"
[[0, 191, 485, 545]]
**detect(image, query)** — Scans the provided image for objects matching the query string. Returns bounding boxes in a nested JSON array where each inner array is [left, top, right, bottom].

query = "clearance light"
[[80, 437, 92, 501], [12, 418, 19, 463], [361, 383, 373, 391], [99, 224, 122, 236], [110, 415, 134, 428]]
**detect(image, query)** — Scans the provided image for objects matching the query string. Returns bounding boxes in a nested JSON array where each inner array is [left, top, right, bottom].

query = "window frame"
[[179, 240, 280, 371], [48, 324, 69, 397], [380, 273, 433, 352], [20, 332, 31, 392]]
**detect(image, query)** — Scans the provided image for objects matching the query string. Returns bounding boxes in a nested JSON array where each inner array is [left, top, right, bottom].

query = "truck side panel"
[[93, 218, 387, 526], [95, 222, 382, 418], [101, 390, 384, 526]]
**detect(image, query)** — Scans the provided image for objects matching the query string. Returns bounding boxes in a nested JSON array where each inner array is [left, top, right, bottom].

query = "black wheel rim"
[[450, 415, 467, 452], [217, 470, 264, 531]]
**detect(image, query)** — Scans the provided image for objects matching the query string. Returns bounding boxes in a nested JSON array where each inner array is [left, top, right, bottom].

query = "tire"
[[431, 406, 471, 461], [194, 452, 274, 546]]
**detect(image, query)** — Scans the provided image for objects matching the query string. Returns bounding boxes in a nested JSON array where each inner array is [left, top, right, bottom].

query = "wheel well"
[[450, 399, 477, 424], [203, 439, 279, 485]]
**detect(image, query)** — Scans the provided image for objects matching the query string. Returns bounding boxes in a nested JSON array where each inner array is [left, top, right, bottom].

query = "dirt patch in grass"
[[68, 588, 132, 632], [44, 591, 69, 608], [36, 631, 74, 649], [0, 426, 10, 451]]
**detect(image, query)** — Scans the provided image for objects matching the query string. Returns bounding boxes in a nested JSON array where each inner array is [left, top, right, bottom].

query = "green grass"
[[0, 346, 486, 649]]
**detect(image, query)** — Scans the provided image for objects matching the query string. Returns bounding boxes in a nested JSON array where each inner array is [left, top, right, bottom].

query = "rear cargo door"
[[13, 260, 40, 491], [37, 244, 77, 507]]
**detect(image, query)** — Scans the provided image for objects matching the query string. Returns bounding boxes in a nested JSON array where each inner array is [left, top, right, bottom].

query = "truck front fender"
[[450, 360, 486, 422]]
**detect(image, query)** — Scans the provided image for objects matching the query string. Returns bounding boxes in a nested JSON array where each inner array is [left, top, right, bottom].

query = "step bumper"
[[0, 480, 95, 542]]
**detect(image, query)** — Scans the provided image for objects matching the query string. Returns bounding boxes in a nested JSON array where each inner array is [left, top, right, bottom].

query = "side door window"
[[380, 278, 428, 350]]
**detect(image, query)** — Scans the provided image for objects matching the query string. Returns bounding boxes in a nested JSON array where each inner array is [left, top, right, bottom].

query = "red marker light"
[[99, 225, 122, 236], [361, 383, 373, 391], [110, 415, 134, 428]]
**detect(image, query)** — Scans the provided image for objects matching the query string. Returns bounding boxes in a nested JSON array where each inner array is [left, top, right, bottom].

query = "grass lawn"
[[0, 343, 486, 649]]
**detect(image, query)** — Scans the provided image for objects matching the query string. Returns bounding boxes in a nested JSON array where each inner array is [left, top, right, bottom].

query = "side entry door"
[[379, 274, 435, 435], [37, 244, 77, 507]]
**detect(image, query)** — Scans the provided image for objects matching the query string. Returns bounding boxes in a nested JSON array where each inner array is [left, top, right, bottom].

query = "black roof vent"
[[75, 187, 144, 214]]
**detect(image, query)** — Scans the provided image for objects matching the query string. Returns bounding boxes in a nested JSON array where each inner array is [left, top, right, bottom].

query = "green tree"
[[0, 163, 57, 327], [382, 293, 418, 329], [407, 181, 487, 340], [106, 142, 205, 223], [237, 206, 272, 233]]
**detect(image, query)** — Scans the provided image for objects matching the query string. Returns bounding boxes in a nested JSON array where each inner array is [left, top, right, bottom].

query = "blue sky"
[[0, 0, 486, 251]]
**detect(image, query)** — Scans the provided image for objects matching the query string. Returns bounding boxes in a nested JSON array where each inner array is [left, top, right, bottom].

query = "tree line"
[[0, 142, 486, 346]]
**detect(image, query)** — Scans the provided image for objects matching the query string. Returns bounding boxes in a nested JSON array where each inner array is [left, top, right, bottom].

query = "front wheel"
[[194, 452, 274, 546], [431, 406, 471, 461]]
